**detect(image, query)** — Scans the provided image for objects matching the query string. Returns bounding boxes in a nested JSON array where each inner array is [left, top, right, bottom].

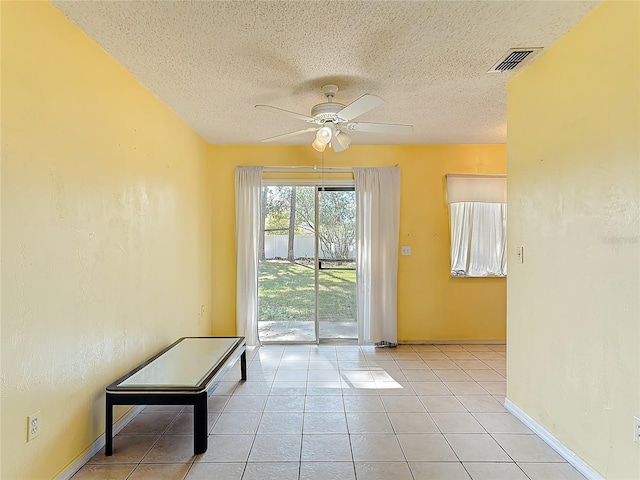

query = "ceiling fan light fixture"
[[312, 138, 327, 152], [334, 131, 351, 150], [316, 125, 333, 145]]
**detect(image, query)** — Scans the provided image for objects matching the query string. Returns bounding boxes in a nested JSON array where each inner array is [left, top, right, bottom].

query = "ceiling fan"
[[255, 84, 413, 152]]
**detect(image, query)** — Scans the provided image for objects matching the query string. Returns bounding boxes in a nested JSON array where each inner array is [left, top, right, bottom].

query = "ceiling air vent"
[[488, 47, 543, 73]]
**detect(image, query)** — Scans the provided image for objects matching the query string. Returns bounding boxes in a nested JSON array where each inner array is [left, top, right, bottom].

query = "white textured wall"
[[506, 1, 640, 478]]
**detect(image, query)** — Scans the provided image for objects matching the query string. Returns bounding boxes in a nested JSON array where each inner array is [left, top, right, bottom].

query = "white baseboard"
[[504, 398, 604, 480], [56, 405, 145, 480]]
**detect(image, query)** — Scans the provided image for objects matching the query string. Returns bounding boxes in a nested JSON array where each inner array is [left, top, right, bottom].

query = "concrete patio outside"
[[258, 320, 357, 342]]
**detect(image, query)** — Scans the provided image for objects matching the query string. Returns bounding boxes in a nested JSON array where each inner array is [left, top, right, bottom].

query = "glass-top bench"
[[105, 336, 246, 456]]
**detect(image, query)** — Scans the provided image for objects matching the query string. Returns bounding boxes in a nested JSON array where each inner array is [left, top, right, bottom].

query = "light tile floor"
[[73, 344, 587, 480]]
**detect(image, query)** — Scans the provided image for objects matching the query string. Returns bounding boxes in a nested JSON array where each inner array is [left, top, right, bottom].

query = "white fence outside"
[[264, 235, 355, 260]]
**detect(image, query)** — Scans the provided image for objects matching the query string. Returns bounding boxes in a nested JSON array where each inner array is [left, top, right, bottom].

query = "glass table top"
[[115, 337, 241, 389]]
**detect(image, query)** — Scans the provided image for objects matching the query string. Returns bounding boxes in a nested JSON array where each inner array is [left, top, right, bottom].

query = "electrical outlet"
[[27, 412, 40, 442], [401, 246, 412, 256], [634, 416, 640, 443]]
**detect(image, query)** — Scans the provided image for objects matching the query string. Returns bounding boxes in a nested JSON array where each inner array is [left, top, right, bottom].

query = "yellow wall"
[[0, 0, 4, 469], [210, 144, 506, 342], [506, 1, 639, 478], [1, 3, 212, 479]]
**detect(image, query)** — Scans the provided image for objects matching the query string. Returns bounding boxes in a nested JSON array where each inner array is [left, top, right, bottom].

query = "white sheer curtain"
[[449, 202, 507, 277], [354, 167, 400, 346], [235, 166, 263, 346]]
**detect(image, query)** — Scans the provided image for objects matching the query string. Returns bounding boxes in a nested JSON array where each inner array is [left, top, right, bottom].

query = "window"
[[446, 174, 507, 277]]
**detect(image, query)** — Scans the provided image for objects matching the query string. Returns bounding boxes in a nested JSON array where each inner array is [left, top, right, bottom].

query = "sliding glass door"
[[258, 185, 316, 342], [257, 183, 357, 343], [317, 187, 357, 340]]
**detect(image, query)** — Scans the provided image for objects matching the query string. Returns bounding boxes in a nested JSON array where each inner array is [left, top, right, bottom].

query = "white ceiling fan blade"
[[336, 94, 384, 122], [345, 122, 413, 135], [260, 127, 318, 143], [255, 104, 316, 123]]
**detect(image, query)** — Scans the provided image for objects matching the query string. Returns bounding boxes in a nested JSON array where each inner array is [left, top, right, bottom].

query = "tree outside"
[[260, 185, 356, 261]]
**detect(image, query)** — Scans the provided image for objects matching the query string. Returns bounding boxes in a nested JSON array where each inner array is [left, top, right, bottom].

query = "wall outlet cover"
[[27, 412, 40, 442]]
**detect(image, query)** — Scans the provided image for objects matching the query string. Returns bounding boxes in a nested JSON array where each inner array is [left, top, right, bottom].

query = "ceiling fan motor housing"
[[311, 102, 345, 121]]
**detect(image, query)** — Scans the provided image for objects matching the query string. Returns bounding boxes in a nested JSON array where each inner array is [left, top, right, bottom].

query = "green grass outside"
[[258, 260, 356, 322]]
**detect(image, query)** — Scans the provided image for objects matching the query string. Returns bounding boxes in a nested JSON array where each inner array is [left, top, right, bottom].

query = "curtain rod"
[[263, 166, 353, 173], [445, 173, 506, 178]]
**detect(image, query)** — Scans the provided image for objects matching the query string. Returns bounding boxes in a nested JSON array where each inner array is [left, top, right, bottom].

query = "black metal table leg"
[[105, 395, 114, 456], [241, 350, 247, 381], [193, 392, 208, 455]]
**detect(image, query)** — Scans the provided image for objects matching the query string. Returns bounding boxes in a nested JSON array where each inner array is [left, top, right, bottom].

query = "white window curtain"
[[354, 167, 400, 346], [235, 166, 263, 346], [446, 173, 507, 278], [449, 202, 507, 277]]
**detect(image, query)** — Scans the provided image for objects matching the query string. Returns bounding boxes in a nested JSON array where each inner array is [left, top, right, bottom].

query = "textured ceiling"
[[53, 1, 599, 145]]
